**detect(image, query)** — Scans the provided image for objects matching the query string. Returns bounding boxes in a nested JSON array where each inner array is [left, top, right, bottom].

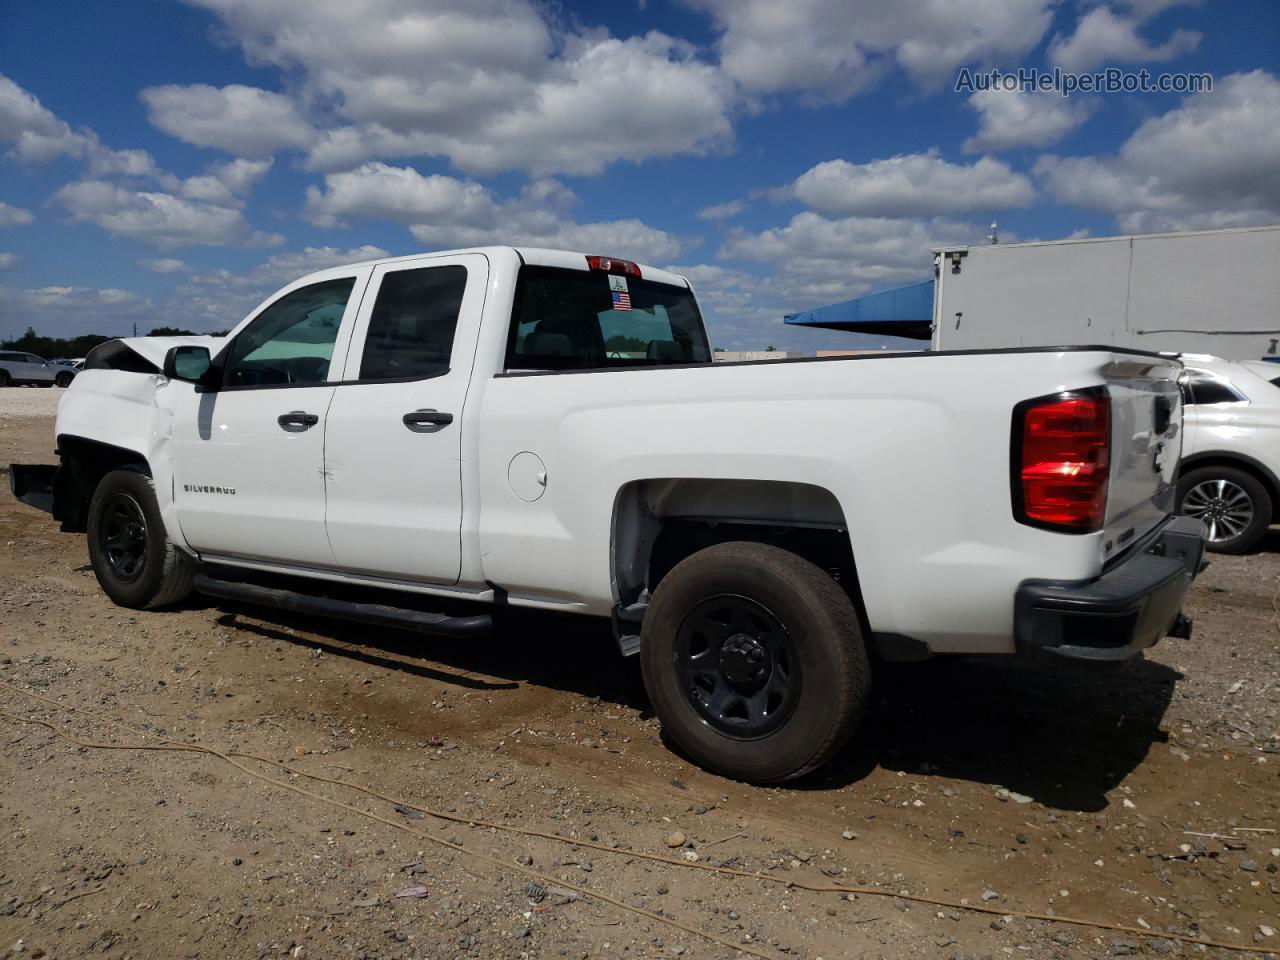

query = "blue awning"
[[784, 279, 934, 340]]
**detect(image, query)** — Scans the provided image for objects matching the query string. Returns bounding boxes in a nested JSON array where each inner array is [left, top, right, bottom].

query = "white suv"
[[0, 351, 75, 388], [1176, 355, 1280, 553]]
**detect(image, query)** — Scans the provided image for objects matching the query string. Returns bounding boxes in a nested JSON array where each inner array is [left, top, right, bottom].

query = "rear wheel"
[[87, 469, 196, 608], [1177, 465, 1271, 554], [640, 541, 870, 783], [0, 369, 11, 387]]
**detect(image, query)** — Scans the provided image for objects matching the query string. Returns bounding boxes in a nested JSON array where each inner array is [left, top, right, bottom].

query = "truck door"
[[170, 270, 368, 567], [322, 254, 488, 583]]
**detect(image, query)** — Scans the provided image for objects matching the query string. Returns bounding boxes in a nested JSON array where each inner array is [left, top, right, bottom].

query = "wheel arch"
[[52, 434, 152, 532], [1179, 451, 1280, 521], [609, 477, 875, 647]]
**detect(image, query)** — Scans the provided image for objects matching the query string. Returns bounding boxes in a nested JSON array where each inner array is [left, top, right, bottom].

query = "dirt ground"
[[1, 399, 1277, 960]]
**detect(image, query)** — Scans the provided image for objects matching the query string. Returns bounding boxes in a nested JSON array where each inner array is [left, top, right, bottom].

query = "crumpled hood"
[[114, 335, 225, 367]]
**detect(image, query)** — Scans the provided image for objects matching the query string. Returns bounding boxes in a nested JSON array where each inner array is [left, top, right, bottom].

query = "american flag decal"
[[612, 290, 632, 311]]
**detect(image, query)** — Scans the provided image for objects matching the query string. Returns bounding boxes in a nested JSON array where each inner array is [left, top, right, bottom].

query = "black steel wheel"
[[641, 541, 870, 783], [99, 492, 149, 583], [88, 469, 195, 609], [675, 594, 801, 739]]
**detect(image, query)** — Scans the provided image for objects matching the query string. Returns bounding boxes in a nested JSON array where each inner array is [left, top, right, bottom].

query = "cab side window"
[[357, 265, 467, 381], [223, 278, 356, 388]]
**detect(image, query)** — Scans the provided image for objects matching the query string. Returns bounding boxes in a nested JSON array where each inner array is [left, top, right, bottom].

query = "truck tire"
[[1177, 465, 1272, 554], [87, 469, 196, 609], [640, 541, 870, 783]]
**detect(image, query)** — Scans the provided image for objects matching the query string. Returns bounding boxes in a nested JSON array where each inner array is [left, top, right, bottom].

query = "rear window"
[[505, 266, 711, 371]]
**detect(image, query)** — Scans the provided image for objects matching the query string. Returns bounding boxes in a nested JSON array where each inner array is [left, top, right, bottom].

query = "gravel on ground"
[[1, 409, 1277, 960]]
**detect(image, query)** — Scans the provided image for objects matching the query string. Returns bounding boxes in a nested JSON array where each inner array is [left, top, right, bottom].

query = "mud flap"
[[8, 464, 58, 514]]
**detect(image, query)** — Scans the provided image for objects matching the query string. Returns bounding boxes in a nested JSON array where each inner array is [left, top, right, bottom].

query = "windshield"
[[505, 266, 711, 371]]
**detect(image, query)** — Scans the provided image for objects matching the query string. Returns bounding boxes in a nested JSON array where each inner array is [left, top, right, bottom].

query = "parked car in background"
[[0, 351, 76, 388], [1177, 355, 1280, 553]]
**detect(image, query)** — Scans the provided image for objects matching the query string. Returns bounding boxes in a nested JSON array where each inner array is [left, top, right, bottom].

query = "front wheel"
[[1177, 465, 1272, 554], [55, 371, 74, 387], [640, 541, 870, 783], [87, 469, 196, 609]]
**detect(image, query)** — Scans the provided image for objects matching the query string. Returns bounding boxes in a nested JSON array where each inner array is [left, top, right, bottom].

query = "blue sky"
[[0, 0, 1277, 351]]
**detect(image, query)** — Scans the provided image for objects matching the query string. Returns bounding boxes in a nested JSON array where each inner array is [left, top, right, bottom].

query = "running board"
[[193, 574, 493, 638]]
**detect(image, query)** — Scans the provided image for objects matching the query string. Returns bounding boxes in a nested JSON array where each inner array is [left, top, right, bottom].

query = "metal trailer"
[[931, 224, 1280, 361]]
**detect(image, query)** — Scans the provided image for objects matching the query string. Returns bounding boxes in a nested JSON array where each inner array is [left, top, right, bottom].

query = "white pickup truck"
[[10, 246, 1206, 782]]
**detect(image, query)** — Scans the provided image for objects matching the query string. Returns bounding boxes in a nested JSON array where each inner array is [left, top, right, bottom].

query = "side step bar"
[[193, 574, 493, 638]]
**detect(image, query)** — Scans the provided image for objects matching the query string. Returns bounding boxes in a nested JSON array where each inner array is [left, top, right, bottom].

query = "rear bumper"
[[1015, 515, 1206, 663]]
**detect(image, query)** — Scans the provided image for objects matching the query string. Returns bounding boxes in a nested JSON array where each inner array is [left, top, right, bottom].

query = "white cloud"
[[210, 158, 273, 195], [0, 73, 64, 142], [0, 252, 17, 270], [721, 211, 979, 306], [1117, 0, 1200, 19], [53, 180, 285, 249], [189, 244, 392, 291], [178, 245, 394, 331], [1, 73, 164, 176], [302, 162, 689, 264], [0, 202, 33, 227], [141, 84, 316, 157], [416, 216, 686, 265], [689, 0, 1055, 101], [963, 90, 1095, 153], [182, 1, 734, 177], [696, 200, 745, 221], [790, 151, 1035, 218], [165, 158, 273, 208], [137, 257, 188, 273], [1037, 70, 1280, 232], [301, 32, 735, 177], [1049, 6, 1200, 72], [2, 73, 281, 251], [0, 284, 156, 336], [302, 162, 494, 228]]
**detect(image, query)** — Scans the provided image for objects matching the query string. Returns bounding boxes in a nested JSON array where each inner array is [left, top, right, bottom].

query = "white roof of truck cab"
[[293, 245, 690, 290]]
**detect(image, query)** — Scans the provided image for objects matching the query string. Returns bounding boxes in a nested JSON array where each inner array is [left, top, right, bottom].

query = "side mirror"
[[163, 345, 215, 387]]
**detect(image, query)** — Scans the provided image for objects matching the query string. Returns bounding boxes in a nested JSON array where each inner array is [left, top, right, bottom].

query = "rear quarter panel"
[[473, 349, 1156, 653]]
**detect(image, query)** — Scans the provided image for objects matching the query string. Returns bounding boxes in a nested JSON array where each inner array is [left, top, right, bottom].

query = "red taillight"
[[1013, 391, 1110, 532], [586, 255, 641, 277]]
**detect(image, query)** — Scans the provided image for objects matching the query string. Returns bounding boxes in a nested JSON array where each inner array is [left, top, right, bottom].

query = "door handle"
[[402, 409, 454, 427], [277, 410, 319, 429]]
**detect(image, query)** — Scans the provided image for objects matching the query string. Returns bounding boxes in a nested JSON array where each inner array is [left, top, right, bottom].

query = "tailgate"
[[1102, 355, 1183, 563]]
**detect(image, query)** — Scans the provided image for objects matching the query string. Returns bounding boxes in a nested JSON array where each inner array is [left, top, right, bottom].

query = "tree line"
[[1, 326, 217, 359]]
